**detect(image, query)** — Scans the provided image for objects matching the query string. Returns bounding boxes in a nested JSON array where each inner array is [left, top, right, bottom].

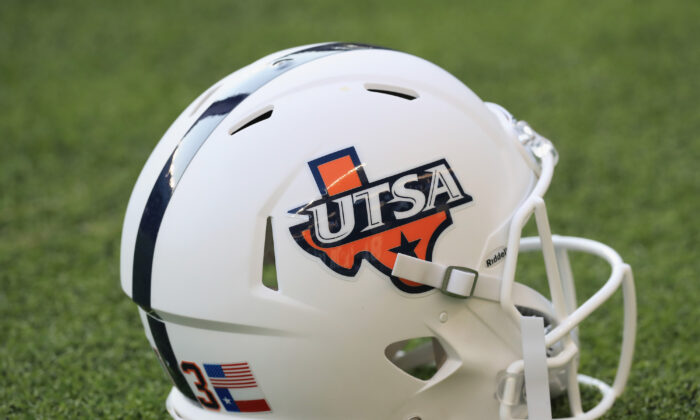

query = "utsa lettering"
[[289, 147, 473, 293]]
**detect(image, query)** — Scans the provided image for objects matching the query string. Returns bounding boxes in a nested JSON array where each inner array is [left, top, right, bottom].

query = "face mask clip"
[[515, 120, 559, 167]]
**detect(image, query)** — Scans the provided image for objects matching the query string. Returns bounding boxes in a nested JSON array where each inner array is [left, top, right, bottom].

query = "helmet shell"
[[121, 43, 538, 419]]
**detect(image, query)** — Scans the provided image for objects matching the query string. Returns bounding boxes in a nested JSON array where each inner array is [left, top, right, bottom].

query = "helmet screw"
[[439, 311, 448, 323]]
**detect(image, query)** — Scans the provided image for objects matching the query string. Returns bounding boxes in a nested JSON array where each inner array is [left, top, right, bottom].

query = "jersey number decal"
[[181, 361, 220, 410]]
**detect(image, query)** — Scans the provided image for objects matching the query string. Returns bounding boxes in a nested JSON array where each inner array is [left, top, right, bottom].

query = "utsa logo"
[[289, 147, 473, 293]]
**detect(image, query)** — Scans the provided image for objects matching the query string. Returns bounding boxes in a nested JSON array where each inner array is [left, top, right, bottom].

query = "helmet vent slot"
[[229, 106, 274, 136], [365, 83, 418, 100], [262, 216, 278, 291], [385, 337, 446, 380]]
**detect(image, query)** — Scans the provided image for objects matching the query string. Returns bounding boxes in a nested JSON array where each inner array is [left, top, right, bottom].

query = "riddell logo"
[[289, 147, 473, 293]]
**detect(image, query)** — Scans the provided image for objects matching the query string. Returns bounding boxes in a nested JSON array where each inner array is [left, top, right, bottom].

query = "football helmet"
[[121, 43, 636, 419]]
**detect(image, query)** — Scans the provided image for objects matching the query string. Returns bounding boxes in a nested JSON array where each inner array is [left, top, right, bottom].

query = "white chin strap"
[[392, 253, 478, 298], [520, 316, 553, 420], [391, 253, 552, 314]]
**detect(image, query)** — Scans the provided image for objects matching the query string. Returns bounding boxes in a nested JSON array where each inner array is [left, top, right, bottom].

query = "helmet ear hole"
[[262, 216, 278, 291], [385, 337, 446, 380]]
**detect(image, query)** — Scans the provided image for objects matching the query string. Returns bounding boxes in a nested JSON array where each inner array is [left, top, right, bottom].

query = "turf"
[[1, 0, 698, 418]]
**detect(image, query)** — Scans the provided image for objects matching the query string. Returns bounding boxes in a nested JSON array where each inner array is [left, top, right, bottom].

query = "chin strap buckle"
[[441, 265, 479, 299]]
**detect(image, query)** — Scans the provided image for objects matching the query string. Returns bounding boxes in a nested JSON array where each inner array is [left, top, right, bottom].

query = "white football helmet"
[[121, 43, 636, 420]]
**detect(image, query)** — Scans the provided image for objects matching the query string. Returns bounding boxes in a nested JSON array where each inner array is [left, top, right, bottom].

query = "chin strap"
[[521, 316, 553, 420], [391, 253, 550, 312], [392, 253, 479, 299]]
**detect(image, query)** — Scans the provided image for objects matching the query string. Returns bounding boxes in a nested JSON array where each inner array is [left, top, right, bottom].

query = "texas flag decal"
[[289, 147, 473, 293], [203, 362, 271, 413]]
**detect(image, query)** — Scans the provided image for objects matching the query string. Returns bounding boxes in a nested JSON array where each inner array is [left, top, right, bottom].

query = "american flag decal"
[[203, 362, 271, 413]]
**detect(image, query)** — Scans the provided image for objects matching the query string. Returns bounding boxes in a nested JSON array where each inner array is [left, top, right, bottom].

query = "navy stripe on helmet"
[[132, 42, 384, 310], [147, 314, 199, 403]]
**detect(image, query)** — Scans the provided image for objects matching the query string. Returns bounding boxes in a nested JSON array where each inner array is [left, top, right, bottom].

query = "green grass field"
[[1, 0, 698, 418]]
